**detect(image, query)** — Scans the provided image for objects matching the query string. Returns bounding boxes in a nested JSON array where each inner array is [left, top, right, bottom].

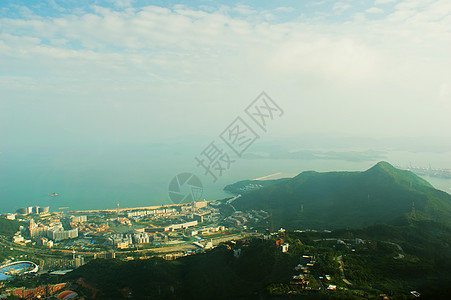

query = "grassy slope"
[[232, 162, 451, 230]]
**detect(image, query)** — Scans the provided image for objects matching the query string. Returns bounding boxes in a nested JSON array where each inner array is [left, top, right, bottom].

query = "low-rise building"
[[74, 255, 85, 268], [5, 213, 15, 220], [133, 232, 150, 244], [46, 227, 78, 242], [108, 233, 133, 249], [281, 243, 289, 253], [13, 234, 24, 244], [40, 237, 54, 248], [205, 240, 213, 250], [71, 215, 88, 223], [192, 200, 208, 210], [94, 252, 116, 259]]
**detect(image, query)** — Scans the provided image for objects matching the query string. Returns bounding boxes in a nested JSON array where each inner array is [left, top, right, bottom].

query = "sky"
[[1, 0, 451, 149]]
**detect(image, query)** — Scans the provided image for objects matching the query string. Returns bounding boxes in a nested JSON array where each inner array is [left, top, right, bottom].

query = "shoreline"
[[68, 201, 205, 214]]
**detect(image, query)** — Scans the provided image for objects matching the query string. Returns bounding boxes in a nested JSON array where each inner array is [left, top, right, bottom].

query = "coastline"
[[68, 202, 200, 214]]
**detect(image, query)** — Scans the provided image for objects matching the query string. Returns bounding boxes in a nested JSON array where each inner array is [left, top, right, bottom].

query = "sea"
[[1, 145, 450, 214]]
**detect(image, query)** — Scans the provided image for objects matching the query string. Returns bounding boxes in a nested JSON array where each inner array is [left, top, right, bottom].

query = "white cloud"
[[375, 0, 397, 4], [274, 7, 295, 13], [48, 0, 67, 12], [1, 1, 451, 139], [333, 2, 352, 14], [234, 4, 257, 16], [366, 7, 384, 13]]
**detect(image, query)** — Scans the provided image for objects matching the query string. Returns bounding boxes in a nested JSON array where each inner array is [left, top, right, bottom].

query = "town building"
[[192, 200, 207, 210], [71, 215, 88, 223], [94, 252, 116, 259], [108, 234, 133, 249], [46, 227, 78, 242], [74, 256, 85, 268], [5, 213, 15, 220], [133, 232, 150, 244], [281, 243, 290, 253]]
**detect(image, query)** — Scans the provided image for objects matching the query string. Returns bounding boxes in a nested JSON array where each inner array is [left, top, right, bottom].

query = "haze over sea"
[[1, 0, 451, 217], [1, 141, 450, 214]]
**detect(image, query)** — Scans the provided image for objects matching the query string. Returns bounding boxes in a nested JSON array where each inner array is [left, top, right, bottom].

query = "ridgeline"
[[227, 162, 451, 230]]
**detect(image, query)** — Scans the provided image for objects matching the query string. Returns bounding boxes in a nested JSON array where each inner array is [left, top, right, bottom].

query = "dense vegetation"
[[0, 218, 24, 236], [231, 162, 451, 229], [64, 239, 300, 299], [315, 218, 451, 299], [62, 219, 451, 299], [6, 162, 451, 299]]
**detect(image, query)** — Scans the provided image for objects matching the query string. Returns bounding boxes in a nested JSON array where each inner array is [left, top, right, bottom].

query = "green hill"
[[231, 162, 451, 230], [0, 217, 24, 236], [64, 239, 298, 299], [62, 219, 451, 299]]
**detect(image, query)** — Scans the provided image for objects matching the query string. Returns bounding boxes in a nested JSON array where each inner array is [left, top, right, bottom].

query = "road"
[[121, 233, 251, 254], [386, 241, 405, 259], [72, 203, 185, 214], [314, 275, 325, 290], [0, 236, 75, 258], [337, 255, 352, 286], [226, 195, 241, 212], [1, 231, 255, 263]]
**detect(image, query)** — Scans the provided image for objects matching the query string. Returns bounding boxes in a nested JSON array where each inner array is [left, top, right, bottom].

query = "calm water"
[[1, 145, 450, 214]]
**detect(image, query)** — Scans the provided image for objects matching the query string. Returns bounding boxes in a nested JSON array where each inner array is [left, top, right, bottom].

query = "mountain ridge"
[[229, 162, 451, 230]]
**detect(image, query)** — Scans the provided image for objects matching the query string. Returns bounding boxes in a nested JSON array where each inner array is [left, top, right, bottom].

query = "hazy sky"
[[1, 0, 451, 148]]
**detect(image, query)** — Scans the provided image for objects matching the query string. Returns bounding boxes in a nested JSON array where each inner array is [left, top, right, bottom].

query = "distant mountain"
[[230, 162, 451, 230]]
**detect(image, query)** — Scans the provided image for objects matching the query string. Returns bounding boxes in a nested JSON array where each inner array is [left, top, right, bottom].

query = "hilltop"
[[229, 162, 451, 230]]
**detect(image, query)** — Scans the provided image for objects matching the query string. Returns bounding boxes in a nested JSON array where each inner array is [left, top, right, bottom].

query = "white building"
[[40, 237, 53, 248], [5, 214, 15, 220], [205, 240, 213, 250], [71, 215, 88, 223], [133, 232, 150, 244], [13, 235, 24, 243], [108, 234, 133, 249], [46, 227, 78, 242], [281, 243, 289, 253], [193, 200, 208, 209]]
